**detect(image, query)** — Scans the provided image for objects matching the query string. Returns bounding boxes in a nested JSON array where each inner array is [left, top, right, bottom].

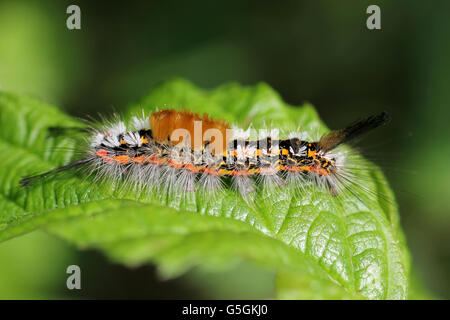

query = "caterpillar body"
[[20, 109, 391, 203]]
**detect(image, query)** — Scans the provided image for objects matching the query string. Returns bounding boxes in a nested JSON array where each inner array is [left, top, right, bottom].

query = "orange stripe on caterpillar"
[[183, 163, 201, 173], [167, 159, 183, 169], [231, 170, 252, 176], [96, 149, 113, 163], [149, 157, 167, 165], [282, 165, 329, 176], [113, 155, 131, 164], [132, 155, 146, 163]]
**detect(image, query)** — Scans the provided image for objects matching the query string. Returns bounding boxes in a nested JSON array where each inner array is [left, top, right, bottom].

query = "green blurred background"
[[0, 0, 448, 299]]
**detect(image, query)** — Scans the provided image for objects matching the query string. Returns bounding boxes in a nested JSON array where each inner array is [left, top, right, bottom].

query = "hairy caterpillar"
[[20, 109, 391, 203]]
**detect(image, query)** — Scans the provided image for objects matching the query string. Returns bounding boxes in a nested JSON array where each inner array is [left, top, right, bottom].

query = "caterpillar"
[[20, 109, 391, 203]]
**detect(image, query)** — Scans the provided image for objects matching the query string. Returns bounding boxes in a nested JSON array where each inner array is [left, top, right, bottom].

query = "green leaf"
[[0, 79, 409, 299]]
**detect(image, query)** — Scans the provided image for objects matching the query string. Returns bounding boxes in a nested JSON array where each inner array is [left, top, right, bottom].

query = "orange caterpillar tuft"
[[150, 109, 230, 152]]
